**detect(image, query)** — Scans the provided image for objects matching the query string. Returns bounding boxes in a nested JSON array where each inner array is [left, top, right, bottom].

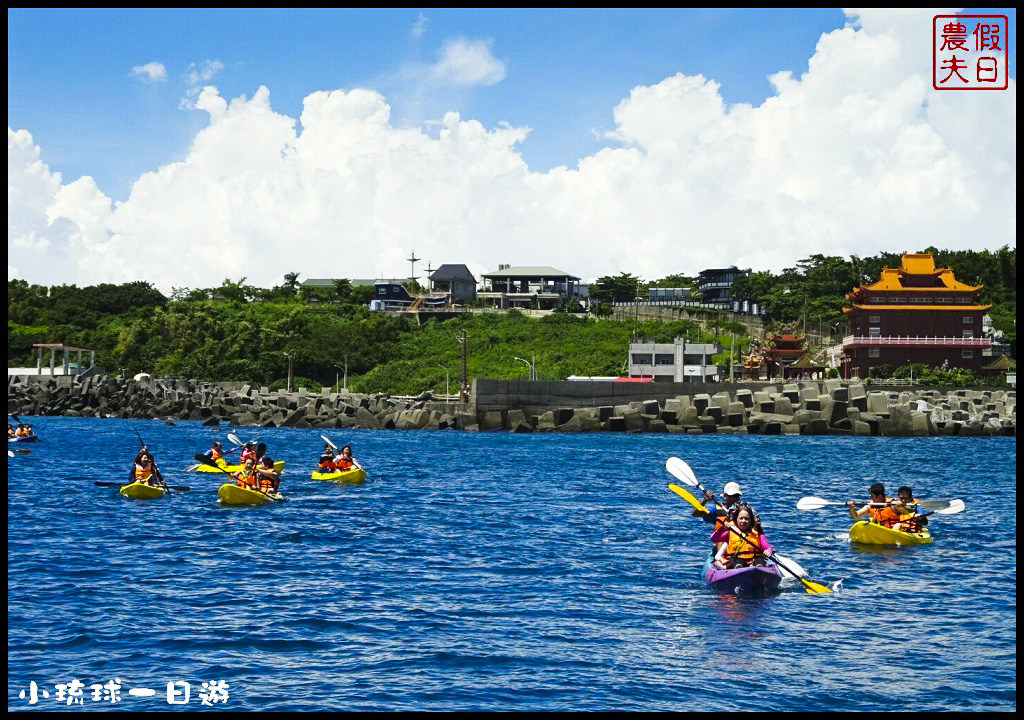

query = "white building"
[[628, 339, 722, 383]]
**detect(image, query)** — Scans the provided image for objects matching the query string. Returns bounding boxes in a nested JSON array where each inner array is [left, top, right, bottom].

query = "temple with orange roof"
[[840, 252, 991, 379]]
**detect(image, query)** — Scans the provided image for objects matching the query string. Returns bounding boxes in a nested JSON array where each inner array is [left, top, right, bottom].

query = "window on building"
[[868, 348, 880, 358], [631, 354, 653, 365], [654, 354, 674, 365], [869, 315, 880, 323], [963, 316, 973, 323], [962, 349, 973, 359], [963, 330, 973, 339], [869, 327, 881, 337]]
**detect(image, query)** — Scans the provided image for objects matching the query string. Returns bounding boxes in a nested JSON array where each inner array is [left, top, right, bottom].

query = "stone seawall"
[[6, 374, 1016, 437]]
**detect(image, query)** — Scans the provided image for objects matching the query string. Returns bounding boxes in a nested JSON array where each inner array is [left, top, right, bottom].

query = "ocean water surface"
[[7, 417, 1016, 711]]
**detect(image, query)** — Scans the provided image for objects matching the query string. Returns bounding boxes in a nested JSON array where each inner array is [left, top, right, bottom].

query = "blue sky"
[[8, 8, 866, 199], [7, 8, 1017, 290]]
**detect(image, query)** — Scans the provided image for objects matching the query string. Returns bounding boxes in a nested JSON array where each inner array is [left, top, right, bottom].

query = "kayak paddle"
[[194, 453, 234, 474], [797, 496, 952, 512]]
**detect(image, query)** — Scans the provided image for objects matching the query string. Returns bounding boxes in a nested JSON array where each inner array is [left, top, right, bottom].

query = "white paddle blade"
[[665, 457, 698, 487], [938, 499, 966, 514], [773, 554, 807, 579], [916, 499, 951, 512], [227, 433, 243, 447], [184, 464, 200, 472], [796, 496, 835, 510]]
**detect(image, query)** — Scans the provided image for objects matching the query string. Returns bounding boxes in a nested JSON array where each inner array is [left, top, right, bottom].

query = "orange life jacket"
[[234, 468, 257, 489], [336, 457, 353, 471], [257, 471, 278, 493], [898, 499, 926, 533], [211, 448, 223, 460], [135, 464, 151, 480], [724, 529, 763, 567], [869, 504, 902, 528]]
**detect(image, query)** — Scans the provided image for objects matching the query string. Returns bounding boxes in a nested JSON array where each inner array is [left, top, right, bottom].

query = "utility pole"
[[407, 250, 421, 289], [286, 353, 294, 393], [730, 333, 736, 383], [457, 330, 470, 403]]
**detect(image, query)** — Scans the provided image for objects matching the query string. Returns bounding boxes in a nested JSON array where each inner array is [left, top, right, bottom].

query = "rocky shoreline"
[[6, 374, 1016, 437]]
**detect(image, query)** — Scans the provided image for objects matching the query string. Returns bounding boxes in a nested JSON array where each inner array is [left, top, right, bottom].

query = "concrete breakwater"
[[6, 374, 1016, 437]]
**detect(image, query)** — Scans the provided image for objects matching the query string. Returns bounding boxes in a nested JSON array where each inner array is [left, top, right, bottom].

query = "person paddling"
[[713, 506, 775, 569], [333, 445, 360, 471], [204, 441, 226, 467], [895, 485, 928, 533], [7, 424, 15, 438], [848, 482, 910, 529], [318, 443, 337, 472], [240, 442, 256, 463], [131, 450, 166, 489], [256, 456, 281, 495], [233, 456, 258, 490]]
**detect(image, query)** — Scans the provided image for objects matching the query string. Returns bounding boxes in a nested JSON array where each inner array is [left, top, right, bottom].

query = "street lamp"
[[334, 359, 348, 391], [437, 365, 450, 402], [514, 356, 536, 381]]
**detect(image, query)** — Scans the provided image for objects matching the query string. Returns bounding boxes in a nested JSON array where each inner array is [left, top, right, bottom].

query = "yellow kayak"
[[120, 480, 167, 499], [198, 459, 285, 474], [849, 520, 933, 546], [311, 467, 367, 483], [217, 483, 286, 505]]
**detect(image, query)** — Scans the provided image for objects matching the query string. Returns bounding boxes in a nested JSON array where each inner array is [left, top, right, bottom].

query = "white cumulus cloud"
[[8, 10, 1016, 293], [430, 38, 506, 87], [130, 61, 167, 83]]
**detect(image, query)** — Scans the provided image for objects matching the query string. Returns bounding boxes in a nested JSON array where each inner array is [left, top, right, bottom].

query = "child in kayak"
[[895, 485, 928, 533], [238, 442, 256, 464], [318, 443, 337, 472], [233, 456, 258, 490], [256, 456, 281, 495], [847, 482, 911, 528], [713, 506, 774, 569]]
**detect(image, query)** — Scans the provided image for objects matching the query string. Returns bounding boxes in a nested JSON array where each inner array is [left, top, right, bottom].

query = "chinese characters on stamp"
[[933, 14, 1009, 90]]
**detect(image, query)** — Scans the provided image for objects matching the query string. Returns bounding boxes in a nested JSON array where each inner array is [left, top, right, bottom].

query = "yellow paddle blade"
[[668, 483, 709, 514], [799, 577, 832, 594]]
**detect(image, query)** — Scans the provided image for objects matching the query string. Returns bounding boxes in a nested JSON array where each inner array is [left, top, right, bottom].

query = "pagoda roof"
[[858, 253, 981, 293], [982, 355, 1011, 371], [789, 353, 823, 369]]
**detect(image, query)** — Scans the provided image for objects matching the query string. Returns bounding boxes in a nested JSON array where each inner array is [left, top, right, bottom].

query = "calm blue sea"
[[7, 417, 1016, 712]]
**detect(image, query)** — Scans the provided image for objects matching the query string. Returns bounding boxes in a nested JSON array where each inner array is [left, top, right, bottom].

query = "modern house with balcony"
[[479, 265, 583, 310], [697, 266, 750, 309], [839, 252, 992, 379], [628, 339, 722, 383]]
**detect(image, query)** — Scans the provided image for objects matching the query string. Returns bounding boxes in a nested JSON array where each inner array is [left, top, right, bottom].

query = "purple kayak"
[[702, 556, 783, 596], [8, 435, 39, 443]]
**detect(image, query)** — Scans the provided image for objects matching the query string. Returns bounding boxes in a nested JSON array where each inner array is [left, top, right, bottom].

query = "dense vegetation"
[[8, 247, 1015, 393]]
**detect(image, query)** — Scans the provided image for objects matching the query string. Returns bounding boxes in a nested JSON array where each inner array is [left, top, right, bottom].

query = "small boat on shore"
[[702, 556, 783, 596], [849, 521, 932, 546]]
